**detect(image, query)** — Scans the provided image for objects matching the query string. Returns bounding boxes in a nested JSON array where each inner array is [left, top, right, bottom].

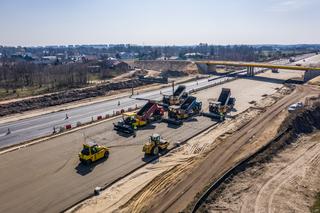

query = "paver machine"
[[163, 85, 188, 106], [164, 96, 202, 125], [202, 88, 236, 121], [113, 101, 164, 135], [143, 133, 170, 156]]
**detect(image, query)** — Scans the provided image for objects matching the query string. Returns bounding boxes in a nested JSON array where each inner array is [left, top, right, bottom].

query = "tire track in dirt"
[[253, 143, 320, 213], [124, 158, 196, 213], [151, 86, 308, 212]]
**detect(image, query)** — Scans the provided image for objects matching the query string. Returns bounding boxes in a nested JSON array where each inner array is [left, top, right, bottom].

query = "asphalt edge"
[[62, 121, 220, 213]]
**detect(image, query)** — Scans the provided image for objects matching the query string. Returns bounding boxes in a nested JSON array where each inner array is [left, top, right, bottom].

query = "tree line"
[[0, 60, 88, 93]]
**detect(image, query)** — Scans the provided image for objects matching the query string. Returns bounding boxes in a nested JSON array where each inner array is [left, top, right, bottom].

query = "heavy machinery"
[[143, 133, 170, 156], [163, 85, 188, 106], [79, 142, 109, 165], [113, 101, 164, 135], [164, 96, 202, 125], [289, 57, 295, 63], [202, 88, 235, 121]]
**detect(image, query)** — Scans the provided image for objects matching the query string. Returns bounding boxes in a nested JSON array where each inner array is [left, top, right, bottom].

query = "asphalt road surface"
[[0, 54, 310, 148], [0, 111, 219, 213], [0, 75, 235, 148]]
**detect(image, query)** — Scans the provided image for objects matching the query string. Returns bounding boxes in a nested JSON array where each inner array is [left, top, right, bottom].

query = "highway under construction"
[[0, 54, 320, 213]]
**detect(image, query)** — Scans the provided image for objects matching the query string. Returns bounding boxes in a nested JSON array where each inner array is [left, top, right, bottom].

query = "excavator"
[[163, 85, 188, 106], [164, 96, 202, 125], [202, 88, 236, 121], [113, 101, 164, 135]]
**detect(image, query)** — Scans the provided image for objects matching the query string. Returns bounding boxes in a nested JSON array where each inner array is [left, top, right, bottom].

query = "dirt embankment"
[[200, 101, 320, 213], [0, 79, 151, 117], [134, 60, 199, 75]]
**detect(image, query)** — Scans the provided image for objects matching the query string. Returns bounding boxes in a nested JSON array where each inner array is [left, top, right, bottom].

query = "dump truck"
[[143, 133, 170, 155], [163, 85, 188, 106], [164, 96, 202, 125], [79, 142, 109, 165], [113, 101, 164, 135], [202, 88, 235, 121]]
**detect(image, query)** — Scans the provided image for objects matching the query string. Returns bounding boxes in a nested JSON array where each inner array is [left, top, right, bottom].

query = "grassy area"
[[88, 73, 101, 81], [0, 84, 86, 101], [311, 193, 320, 213], [0, 86, 52, 100]]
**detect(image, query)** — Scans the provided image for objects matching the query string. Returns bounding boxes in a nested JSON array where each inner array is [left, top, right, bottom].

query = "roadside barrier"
[[52, 76, 238, 136]]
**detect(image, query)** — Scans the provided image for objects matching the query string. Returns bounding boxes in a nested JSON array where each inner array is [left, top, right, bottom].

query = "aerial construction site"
[[1, 1, 320, 213], [1, 51, 320, 213]]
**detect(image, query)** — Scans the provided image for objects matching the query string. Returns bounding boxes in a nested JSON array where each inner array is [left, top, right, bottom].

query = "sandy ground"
[[206, 131, 320, 213], [308, 76, 320, 86], [67, 86, 294, 213]]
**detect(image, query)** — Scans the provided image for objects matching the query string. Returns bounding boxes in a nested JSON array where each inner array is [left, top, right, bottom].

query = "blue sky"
[[0, 0, 319, 46]]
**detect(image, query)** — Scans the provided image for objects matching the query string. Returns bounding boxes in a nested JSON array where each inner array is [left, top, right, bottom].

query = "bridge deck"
[[196, 60, 320, 71]]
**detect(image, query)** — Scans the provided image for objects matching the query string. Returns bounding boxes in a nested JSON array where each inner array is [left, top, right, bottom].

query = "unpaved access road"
[[206, 131, 320, 213], [143, 85, 320, 213]]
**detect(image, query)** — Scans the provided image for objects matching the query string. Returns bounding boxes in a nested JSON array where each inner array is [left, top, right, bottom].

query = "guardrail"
[[52, 105, 139, 135]]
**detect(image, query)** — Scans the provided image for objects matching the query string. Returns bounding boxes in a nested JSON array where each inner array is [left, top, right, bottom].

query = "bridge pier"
[[196, 63, 217, 74], [208, 64, 217, 73], [304, 70, 320, 82], [247, 66, 254, 76]]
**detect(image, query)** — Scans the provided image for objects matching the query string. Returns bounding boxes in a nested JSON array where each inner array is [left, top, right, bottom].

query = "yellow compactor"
[[143, 133, 169, 156]]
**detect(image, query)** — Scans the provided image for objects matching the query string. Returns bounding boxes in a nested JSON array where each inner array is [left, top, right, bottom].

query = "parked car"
[[288, 102, 304, 112]]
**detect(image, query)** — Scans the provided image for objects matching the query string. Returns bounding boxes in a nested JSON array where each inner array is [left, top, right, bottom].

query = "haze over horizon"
[[1, 0, 319, 46]]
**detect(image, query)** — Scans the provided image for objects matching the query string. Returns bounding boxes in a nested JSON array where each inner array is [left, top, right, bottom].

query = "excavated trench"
[[196, 101, 320, 213]]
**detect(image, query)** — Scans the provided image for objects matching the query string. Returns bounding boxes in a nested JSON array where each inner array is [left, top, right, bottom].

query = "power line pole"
[[172, 81, 175, 95], [131, 82, 134, 96]]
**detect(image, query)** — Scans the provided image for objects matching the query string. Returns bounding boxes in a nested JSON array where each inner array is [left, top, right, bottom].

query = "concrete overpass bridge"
[[196, 61, 320, 81]]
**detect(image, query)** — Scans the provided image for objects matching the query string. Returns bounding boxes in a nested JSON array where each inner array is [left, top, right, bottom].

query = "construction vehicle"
[[164, 96, 202, 125], [143, 133, 170, 155], [113, 101, 164, 135], [163, 85, 188, 106], [289, 57, 295, 63], [79, 142, 109, 165], [202, 88, 235, 121]]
